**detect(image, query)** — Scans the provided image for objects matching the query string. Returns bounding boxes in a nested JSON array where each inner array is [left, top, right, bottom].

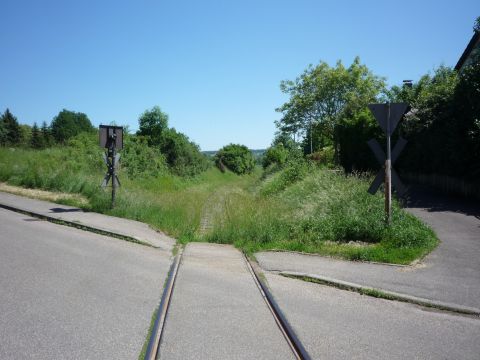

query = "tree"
[[41, 121, 53, 147], [0, 119, 7, 145], [137, 106, 169, 146], [0, 108, 21, 146], [215, 144, 255, 174], [31, 122, 43, 149], [51, 109, 93, 143], [276, 57, 385, 158]]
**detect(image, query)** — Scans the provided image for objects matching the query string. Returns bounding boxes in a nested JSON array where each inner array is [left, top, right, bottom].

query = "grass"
[[0, 146, 438, 264], [205, 165, 438, 264]]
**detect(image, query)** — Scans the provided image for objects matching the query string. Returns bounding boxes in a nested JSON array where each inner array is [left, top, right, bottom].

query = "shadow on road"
[[404, 185, 480, 220], [49, 207, 83, 213]]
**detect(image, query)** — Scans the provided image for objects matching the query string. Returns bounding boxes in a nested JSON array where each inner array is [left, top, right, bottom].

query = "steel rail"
[[144, 248, 183, 360], [243, 254, 312, 360]]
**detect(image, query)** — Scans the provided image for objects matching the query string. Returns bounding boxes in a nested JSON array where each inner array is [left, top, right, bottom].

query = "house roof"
[[455, 31, 480, 71]]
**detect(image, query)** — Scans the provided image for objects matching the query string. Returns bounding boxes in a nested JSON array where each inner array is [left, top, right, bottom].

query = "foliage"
[[262, 144, 289, 168], [337, 109, 383, 172], [205, 168, 437, 264], [0, 120, 6, 145], [260, 161, 309, 195], [136, 106, 169, 147], [307, 146, 335, 166], [136, 106, 210, 177], [387, 63, 479, 181], [0, 109, 21, 146], [214, 144, 255, 174], [275, 57, 385, 157], [454, 52, 480, 178], [121, 135, 168, 178], [41, 121, 54, 148], [158, 128, 210, 176], [31, 122, 43, 149], [51, 109, 94, 143], [18, 124, 32, 147]]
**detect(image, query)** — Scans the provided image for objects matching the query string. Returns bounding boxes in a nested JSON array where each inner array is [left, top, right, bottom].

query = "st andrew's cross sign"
[[367, 103, 409, 224]]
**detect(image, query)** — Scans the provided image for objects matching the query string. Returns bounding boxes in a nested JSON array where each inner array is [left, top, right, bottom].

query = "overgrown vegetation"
[[214, 144, 255, 174], [0, 138, 437, 264], [204, 167, 437, 264]]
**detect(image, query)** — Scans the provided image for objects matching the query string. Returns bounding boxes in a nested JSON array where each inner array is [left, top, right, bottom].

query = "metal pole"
[[385, 103, 392, 225], [111, 145, 116, 209]]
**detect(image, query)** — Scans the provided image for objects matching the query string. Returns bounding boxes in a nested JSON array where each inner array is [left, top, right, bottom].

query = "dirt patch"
[[323, 240, 376, 248], [0, 183, 88, 206]]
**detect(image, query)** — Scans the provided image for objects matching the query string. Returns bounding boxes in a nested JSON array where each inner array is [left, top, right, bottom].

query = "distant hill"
[[203, 149, 266, 158]]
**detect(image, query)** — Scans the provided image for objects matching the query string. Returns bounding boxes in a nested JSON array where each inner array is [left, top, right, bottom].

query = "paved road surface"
[[0, 208, 171, 360], [266, 273, 480, 360], [158, 243, 294, 360]]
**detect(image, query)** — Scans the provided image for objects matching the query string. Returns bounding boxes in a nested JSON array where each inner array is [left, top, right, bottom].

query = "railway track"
[[144, 245, 311, 360]]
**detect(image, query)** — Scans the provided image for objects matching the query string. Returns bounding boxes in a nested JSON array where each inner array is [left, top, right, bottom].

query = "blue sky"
[[1, 0, 478, 150]]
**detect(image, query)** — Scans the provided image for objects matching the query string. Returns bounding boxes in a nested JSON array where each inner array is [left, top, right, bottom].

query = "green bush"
[[121, 135, 168, 178], [51, 109, 94, 143], [337, 109, 383, 172], [159, 129, 210, 177], [135, 106, 210, 177], [307, 146, 335, 166], [262, 144, 289, 168], [261, 160, 309, 195], [215, 144, 255, 175]]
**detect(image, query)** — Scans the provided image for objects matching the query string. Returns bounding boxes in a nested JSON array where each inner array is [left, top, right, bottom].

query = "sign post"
[[99, 125, 123, 208], [367, 103, 409, 224]]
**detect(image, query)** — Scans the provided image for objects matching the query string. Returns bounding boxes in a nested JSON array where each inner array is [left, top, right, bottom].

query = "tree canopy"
[[275, 57, 385, 156], [51, 109, 93, 143], [0, 109, 21, 146], [215, 144, 255, 174], [136, 106, 169, 146]]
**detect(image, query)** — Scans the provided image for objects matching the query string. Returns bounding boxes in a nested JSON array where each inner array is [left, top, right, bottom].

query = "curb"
[[0, 202, 154, 248], [261, 249, 409, 268], [279, 271, 480, 317]]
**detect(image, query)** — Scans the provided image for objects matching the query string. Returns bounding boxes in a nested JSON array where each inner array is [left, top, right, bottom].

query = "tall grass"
[[205, 167, 438, 264], [0, 146, 257, 241]]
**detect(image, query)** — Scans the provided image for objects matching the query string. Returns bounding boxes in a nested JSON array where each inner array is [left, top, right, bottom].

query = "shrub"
[[337, 109, 383, 172], [215, 144, 255, 174], [51, 109, 94, 143], [307, 146, 335, 166], [159, 129, 210, 177], [262, 144, 289, 168], [121, 135, 168, 178]]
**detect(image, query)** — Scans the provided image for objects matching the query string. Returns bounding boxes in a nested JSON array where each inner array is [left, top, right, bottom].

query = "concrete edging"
[[279, 271, 480, 317], [263, 249, 409, 268], [0, 202, 154, 248]]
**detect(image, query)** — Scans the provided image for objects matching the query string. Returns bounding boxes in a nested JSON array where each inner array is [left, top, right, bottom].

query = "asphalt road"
[[266, 273, 480, 360], [0, 208, 171, 360]]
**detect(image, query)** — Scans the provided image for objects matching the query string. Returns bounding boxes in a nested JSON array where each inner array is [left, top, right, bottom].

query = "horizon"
[[1, 0, 478, 150]]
